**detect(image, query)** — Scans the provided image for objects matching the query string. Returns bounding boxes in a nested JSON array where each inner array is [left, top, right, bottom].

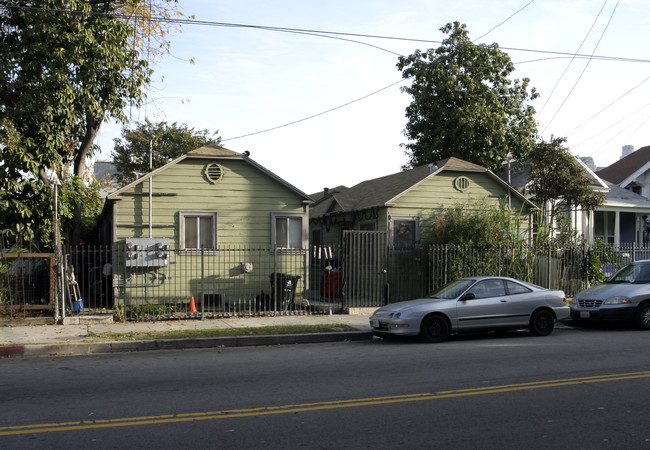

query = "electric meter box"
[[125, 238, 170, 267]]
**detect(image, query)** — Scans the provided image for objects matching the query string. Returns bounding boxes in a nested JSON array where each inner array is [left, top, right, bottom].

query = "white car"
[[370, 276, 569, 342]]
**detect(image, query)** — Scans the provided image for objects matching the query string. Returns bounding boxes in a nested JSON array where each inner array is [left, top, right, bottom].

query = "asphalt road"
[[2, 325, 649, 449]]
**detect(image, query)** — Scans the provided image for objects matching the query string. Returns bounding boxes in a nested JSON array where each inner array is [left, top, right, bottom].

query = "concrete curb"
[[1, 331, 373, 358]]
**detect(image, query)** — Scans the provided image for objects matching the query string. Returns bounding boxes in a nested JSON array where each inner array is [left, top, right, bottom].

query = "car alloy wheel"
[[635, 304, 650, 330]]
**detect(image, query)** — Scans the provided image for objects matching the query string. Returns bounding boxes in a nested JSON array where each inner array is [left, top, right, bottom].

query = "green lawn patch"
[[86, 324, 358, 341]]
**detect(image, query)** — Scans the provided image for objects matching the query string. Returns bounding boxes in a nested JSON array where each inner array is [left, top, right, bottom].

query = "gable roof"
[[603, 181, 650, 212], [310, 157, 535, 217], [596, 145, 650, 186], [500, 157, 608, 192], [107, 144, 312, 202]]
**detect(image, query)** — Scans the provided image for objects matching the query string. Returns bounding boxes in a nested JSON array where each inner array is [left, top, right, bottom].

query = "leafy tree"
[[523, 137, 605, 226], [0, 0, 183, 246], [112, 121, 220, 186], [397, 22, 539, 171]]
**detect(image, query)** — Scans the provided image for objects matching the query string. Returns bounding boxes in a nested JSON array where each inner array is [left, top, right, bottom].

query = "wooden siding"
[[389, 172, 531, 241], [113, 158, 307, 247], [316, 171, 532, 245], [110, 157, 309, 307], [389, 171, 528, 215]]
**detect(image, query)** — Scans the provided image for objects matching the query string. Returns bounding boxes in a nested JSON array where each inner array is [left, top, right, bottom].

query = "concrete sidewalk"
[[0, 313, 374, 358]]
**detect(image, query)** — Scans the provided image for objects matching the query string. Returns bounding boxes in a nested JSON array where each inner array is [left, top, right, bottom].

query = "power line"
[[575, 103, 650, 158], [535, 0, 608, 120], [6, 5, 650, 64], [474, 0, 536, 41], [541, 0, 620, 136], [221, 80, 405, 142], [566, 76, 650, 138], [7, 3, 649, 148]]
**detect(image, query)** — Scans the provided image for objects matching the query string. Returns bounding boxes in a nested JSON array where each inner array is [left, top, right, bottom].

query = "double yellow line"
[[2, 371, 649, 436]]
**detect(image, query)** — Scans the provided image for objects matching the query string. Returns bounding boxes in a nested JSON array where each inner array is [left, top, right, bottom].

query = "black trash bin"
[[269, 272, 301, 311]]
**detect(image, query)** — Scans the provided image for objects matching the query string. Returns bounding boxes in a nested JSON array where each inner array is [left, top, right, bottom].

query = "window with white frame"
[[594, 211, 615, 243], [179, 212, 217, 250], [272, 213, 305, 249]]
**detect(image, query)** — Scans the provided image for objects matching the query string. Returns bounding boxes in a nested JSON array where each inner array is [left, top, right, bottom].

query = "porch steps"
[[63, 313, 114, 325]]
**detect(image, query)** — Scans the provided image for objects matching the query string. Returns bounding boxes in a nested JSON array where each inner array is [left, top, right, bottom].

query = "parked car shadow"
[[372, 328, 552, 344], [561, 319, 636, 331]]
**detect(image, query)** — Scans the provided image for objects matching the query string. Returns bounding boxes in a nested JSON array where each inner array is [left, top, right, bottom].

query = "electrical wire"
[[535, 0, 608, 120], [6, 3, 650, 148], [474, 0, 536, 41], [576, 104, 650, 158], [221, 79, 405, 142], [565, 76, 650, 138], [540, 0, 620, 136], [5, 5, 650, 64]]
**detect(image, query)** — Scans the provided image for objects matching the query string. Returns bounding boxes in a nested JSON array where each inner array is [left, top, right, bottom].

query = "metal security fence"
[[29, 241, 650, 320], [385, 244, 588, 305], [330, 235, 650, 308], [64, 245, 113, 311], [110, 244, 308, 320], [0, 253, 55, 317]]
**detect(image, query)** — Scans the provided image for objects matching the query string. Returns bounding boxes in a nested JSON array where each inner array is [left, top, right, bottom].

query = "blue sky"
[[95, 0, 650, 194]]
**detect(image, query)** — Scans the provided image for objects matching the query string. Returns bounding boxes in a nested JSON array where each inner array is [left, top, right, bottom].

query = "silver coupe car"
[[570, 259, 650, 329], [369, 276, 569, 342]]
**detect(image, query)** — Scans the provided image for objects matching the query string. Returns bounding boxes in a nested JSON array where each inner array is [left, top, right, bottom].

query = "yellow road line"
[[2, 371, 649, 437]]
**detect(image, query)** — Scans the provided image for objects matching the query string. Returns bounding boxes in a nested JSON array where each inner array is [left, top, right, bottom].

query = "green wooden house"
[[309, 157, 537, 249], [99, 145, 313, 313]]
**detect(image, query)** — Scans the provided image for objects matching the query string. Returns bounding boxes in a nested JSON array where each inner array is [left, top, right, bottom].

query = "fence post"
[[200, 246, 205, 319], [584, 245, 590, 290], [444, 245, 448, 285], [498, 245, 502, 276], [122, 243, 128, 318], [546, 242, 551, 289]]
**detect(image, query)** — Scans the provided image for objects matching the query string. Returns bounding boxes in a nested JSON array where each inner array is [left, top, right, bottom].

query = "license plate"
[[580, 311, 590, 319], [371, 319, 379, 328]]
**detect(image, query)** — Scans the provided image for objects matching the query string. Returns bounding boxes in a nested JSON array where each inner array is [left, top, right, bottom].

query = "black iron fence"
[[4, 242, 647, 320], [386, 244, 588, 305], [64, 244, 309, 321], [0, 252, 55, 318]]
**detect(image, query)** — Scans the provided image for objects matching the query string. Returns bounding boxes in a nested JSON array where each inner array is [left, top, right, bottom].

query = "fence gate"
[[342, 231, 388, 308]]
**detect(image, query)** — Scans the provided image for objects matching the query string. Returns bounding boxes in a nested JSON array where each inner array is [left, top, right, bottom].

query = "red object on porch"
[[321, 268, 340, 298]]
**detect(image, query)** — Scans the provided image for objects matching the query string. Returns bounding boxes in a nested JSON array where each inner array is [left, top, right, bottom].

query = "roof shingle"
[[596, 145, 650, 184]]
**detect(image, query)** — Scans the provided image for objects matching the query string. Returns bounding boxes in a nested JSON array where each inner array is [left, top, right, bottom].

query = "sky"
[[95, 0, 650, 195]]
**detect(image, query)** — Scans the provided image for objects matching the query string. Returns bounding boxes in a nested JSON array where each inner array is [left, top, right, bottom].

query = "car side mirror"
[[460, 293, 475, 301]]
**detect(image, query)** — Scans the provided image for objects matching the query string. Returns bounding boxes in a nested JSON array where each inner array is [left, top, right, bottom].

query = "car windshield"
[[608, 262, 650, 284], [428, 279, 475, 299]]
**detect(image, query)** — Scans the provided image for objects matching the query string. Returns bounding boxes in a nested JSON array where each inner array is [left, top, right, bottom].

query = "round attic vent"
[[205, 163, 224, 183], [454, 176, 470, 192]]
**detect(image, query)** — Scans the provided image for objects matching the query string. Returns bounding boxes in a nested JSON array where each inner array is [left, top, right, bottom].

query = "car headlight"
[[389, 312, 401, 319], [603, 296, 632, 305], [570, 298, 577, 305]]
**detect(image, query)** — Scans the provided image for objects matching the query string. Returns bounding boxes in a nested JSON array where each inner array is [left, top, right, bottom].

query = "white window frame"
[[179, 211, 218, 251], [271, 212, 307, 250], [594, 210, 615, 244]]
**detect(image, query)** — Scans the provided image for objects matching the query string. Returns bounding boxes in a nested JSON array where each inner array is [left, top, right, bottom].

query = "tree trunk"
[[69, 115, 102, 245]]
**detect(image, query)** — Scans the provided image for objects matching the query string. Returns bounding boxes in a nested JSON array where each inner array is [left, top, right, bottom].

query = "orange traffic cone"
[[189, 296, 197, 313]]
